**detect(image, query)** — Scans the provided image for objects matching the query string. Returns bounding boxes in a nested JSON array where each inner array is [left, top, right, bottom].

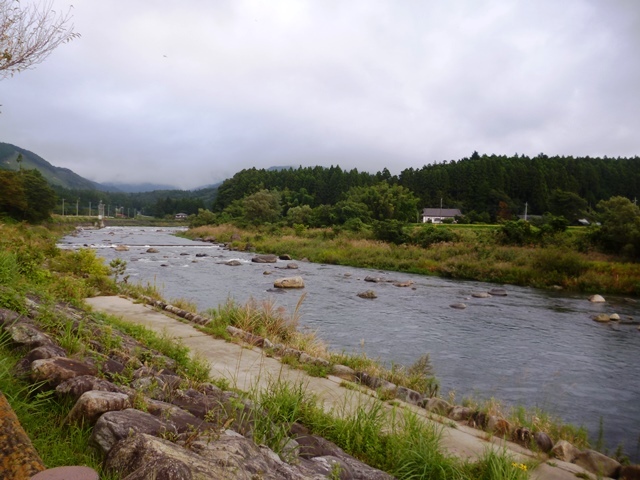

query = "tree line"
[[3, 153, 639, 227], [209, 153, 639, 223]]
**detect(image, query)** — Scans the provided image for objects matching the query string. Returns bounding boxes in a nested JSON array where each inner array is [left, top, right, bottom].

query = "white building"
[[421, 208, 462, 223]]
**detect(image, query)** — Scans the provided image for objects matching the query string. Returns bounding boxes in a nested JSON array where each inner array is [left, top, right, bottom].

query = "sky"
[[1, 0, 639, 190]]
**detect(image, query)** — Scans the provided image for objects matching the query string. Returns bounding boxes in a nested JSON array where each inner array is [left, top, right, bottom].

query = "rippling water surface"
[[60, 226, 640, 459]]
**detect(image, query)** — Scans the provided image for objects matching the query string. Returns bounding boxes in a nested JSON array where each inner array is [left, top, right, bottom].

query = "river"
[[60, 226, 640, 460]]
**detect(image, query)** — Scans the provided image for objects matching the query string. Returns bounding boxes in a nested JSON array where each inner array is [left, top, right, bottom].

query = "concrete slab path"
[[85, 295, 601, 480]]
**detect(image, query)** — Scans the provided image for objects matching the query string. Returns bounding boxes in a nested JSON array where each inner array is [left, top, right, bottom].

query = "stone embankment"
[[0, 299, 391, 480]]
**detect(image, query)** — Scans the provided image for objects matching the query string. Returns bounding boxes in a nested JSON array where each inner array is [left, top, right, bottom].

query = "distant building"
[[421, 208, 462, 223], [174, 213, 188, 220]]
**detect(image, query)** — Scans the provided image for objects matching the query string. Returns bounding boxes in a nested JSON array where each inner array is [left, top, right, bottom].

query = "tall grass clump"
[[251, 379, 312, 458], [464, 448, 531, 480], [205, 295, 327, 357], [390, 410, 464, 479]]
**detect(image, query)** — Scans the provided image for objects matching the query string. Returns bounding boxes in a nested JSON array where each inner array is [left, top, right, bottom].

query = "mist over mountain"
[[100, 182, 179, 193]]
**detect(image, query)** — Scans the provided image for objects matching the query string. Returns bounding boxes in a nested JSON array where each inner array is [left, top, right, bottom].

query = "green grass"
[[0, 331, 111, 475], [247, 376, 533, 479]]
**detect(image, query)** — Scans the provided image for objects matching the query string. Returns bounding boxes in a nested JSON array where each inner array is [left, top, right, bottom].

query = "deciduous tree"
[[1, 0, 78, 79]]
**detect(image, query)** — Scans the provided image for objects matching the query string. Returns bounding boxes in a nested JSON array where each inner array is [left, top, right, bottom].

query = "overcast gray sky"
[[2, 0, 639, 189]]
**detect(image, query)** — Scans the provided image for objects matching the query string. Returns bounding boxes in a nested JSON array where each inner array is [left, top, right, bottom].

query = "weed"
[[464, 448, 531, 480]]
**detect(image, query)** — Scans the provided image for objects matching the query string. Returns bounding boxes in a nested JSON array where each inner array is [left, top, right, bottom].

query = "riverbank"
[[3, 220, 638, 475], [184, 224, 640, 296], [0, 221, 587, 479]]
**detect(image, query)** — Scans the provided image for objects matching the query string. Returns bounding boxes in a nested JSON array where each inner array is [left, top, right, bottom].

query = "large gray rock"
[[92, 409, 177, 454], [26, 344, 67, 362], [395, 386, 423, 406], [56, 375, 127, 400], [589, 294, 606, 303], [0, 307, 21, 328], [31, 357, 98, 386], [551, 439, 581, 462], [105, 432, 322, 480], [449, 406, 473, 422], [146, 399, 216, 434], [7, 323, 53, 348], [251, 254, 278, 263], [274, 276, 305, 288], [355, 372, 396, 393], [168, 387, 225, 420], [294, 433, 394, 479], [573, 449, 621, 478], [423, 397, 452, 416], [67, 391, 131, 425]]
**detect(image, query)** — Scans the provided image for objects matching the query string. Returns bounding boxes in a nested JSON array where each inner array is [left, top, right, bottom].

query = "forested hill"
[[213, 153, 640, 217], [0, 142, 105, 191]]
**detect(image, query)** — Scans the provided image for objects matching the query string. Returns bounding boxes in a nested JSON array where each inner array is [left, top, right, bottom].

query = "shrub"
[[189, 208, 218, 228], [532, 248, 587, 279], [412, 225, 457, 248], [372, 220, 408, 245], [498, 220, 538, 246]]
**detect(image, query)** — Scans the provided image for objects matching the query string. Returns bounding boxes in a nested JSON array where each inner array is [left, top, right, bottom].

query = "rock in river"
[[251, 254, 278, 263], [274, 276, 304, 289], [357, 290, 377, 299]]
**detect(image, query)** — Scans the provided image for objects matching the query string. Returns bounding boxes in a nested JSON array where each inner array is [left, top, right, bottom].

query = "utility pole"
[[108, 205, 110, 217], [76, 198, 79, 216], [62, 198, 65, 216], [524, 202, 528, 221], [89, 202, 92, 216]]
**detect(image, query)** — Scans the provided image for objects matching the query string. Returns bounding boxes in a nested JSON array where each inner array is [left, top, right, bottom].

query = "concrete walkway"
[[85, 295, 599, 480]]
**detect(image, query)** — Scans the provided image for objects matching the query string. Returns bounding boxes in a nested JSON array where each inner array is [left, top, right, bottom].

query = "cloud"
[[1, 0, 638, 189]]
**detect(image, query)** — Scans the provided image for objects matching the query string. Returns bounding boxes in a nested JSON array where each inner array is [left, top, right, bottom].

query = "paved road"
[[85, 295, 601, 480]]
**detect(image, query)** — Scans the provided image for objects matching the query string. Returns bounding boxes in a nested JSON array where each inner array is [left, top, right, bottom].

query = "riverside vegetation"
[[184, 221, 640, 295], [1, 220, 621, 478]]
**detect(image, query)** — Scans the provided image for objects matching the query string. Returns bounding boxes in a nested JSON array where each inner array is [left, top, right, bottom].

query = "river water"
[[60, 226, 640, 459]]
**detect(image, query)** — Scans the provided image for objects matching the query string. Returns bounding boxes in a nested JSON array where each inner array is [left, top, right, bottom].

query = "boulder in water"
[[450, 303, 467, 309], [589, 294, 606, 303], [357, 290, 377, 299], [471, 292, 491, 298], [489, 288, 508, 296], [274, 276, 304, 288], [251, 254, 278, 263]]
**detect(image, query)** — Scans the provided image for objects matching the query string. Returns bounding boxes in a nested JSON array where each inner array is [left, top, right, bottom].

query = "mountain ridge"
[[0, 142, 109, 191]]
